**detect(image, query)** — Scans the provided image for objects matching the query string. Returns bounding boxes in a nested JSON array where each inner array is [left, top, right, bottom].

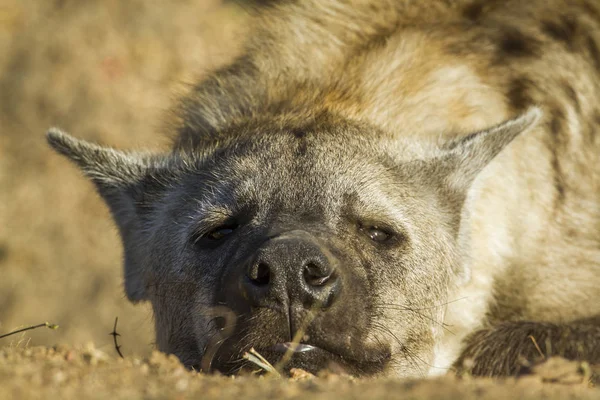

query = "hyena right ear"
[[47, 128, 174, 302], [440, 107, 542, 194]]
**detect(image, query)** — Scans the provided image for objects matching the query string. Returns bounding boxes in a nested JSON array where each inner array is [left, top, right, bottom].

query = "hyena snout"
[[240, 231, 341, 310]]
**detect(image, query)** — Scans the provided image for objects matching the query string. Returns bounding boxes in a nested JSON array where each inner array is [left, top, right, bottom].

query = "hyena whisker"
[[370, 323, 432, 374], [144, 281, 200, 288], [374, 305, 454, 335], [370, 323, 401, 348], [377, 296, 468, 311], [370, 330, 412, 371], [370, 322, 428, 373], [229, 328, 259, 355], [145, 293, 211, 304]]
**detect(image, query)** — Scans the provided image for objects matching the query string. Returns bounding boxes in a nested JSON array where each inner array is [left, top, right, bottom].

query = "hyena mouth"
[[272, 341, 393, 367], [270, 342, 390, 364], [250, 340, 392, 376], [207, 334, 392, 376]]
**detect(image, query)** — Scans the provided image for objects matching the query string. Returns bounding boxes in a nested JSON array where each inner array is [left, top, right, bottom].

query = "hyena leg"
[[453, 317, 600, 377]]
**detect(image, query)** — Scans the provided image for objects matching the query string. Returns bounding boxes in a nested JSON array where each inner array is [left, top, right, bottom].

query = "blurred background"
[[0, 0, 247, 355]]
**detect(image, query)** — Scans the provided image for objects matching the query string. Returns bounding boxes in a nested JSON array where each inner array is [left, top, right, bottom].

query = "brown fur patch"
[[291, 128, 307, 139], [462, 0, 503, 22], [581, 1, 600, 22], [541, 15, 578, 50], [586, 35, 600, 70], [497, 27, 542, 60], [587, 111, 600, 145], [506, 77, 536, 112], [291, 128, 309, 155], [462, 1, 485, 21], [296, 141, 308, 156], [561, 81, 581, 113], [548, 109, 568, 205]]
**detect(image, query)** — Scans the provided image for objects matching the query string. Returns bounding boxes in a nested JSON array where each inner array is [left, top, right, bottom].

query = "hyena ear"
[[47, 128, 155, 189], [441, 107, 542, 192], [47, 128, 172, 302]]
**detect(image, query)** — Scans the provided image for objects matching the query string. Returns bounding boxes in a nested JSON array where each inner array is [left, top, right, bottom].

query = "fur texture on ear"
[[442, 107, 542, 192], [47, 128, 151, 188], [47, 128, 173, 302]]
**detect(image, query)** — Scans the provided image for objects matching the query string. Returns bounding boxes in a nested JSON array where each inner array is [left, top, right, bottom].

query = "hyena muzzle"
[[47, 0, 600, 378]]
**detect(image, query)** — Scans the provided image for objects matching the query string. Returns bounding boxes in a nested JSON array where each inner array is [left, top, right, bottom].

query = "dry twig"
[[0, 322, 59, 340], [110, 317, 124, 358], [243, 348, 280, 376]]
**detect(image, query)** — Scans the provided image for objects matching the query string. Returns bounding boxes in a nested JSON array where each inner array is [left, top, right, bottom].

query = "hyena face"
[[47, 110, 540, 377]]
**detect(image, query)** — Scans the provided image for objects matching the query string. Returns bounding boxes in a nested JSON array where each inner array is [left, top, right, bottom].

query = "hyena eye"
[[205, 224, 238, 241], [363, 226, 394, 243]]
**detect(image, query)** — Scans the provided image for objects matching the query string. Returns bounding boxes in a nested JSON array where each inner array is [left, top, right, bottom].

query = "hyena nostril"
[[248, 262, 271, 286], [213, 315, 226, 330], [303, 262, 332, 286]]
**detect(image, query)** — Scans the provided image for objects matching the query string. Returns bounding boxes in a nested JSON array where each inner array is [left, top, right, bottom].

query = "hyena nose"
[[242, 232, 341, 309]]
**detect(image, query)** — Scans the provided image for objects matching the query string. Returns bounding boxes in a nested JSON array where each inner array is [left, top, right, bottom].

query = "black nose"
[[242, 231, 341, 309]]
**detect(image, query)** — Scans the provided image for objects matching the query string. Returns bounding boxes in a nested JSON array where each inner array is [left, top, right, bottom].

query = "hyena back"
[[48, 0, 600, 377]]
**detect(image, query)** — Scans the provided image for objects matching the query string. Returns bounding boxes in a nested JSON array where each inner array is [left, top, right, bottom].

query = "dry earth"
[[1, 1, 599, 399], [0, 345, 598, 400]]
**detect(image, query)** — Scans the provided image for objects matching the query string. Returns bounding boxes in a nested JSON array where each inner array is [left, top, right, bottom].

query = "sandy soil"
[[0, 345, 598, 399], [1, 1, 598, 398]]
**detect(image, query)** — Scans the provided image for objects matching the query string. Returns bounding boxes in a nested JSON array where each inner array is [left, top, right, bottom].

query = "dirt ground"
[[1, 1, 599, 399], [0, 345, 598, 400]]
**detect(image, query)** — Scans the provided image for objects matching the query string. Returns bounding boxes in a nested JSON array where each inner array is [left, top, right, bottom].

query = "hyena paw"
[[453, 320, 600, 378]]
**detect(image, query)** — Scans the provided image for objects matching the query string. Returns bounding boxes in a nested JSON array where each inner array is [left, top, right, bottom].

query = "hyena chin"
[[48, 0, 600, 378]]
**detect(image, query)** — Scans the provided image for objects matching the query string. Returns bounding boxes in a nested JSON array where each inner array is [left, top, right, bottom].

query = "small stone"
[[64, 350, 75, 362], [289, 368, 315, 381]]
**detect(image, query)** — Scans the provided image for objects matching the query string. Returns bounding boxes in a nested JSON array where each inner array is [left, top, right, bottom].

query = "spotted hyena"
[[48, 0, 600, 377]]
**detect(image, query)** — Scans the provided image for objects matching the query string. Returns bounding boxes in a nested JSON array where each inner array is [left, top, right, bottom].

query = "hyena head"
[[47, 109, 540, 377]]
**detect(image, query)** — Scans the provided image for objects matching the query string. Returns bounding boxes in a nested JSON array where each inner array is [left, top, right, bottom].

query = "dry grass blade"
[[0, 322, 59, 340], [243, 348, 281, 376], [528, 335, 545, 359]]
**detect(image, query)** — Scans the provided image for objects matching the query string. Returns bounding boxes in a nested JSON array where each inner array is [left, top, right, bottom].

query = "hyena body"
[[48, 0, 600, 377]]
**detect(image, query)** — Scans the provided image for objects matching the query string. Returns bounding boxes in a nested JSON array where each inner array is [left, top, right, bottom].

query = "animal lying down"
[[47, 0, 600, 378]]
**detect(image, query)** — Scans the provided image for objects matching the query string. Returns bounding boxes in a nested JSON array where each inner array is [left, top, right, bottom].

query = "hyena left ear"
[[47, 128, 175, 302], [441, 107, 542, 192], [47, 128, 157, 189]]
